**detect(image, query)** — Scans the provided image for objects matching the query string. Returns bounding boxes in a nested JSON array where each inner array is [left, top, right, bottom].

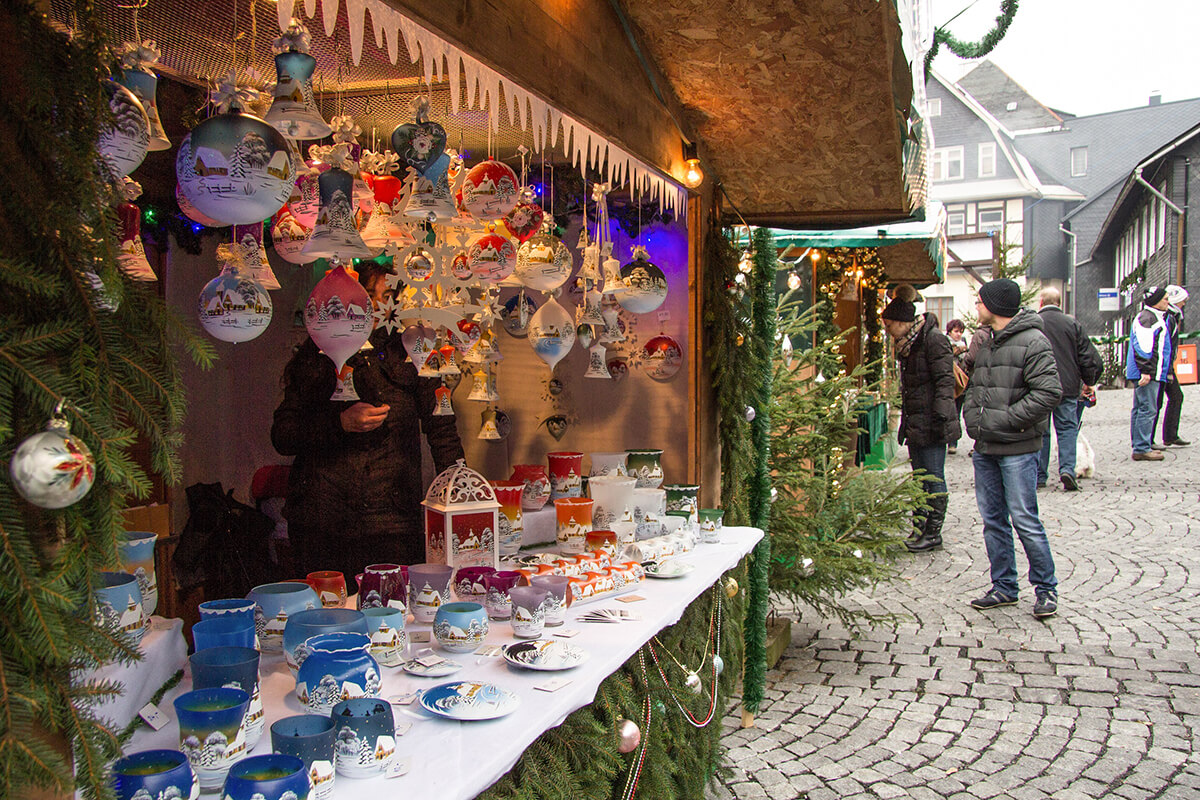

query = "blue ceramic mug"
[[282, 608, 368, 674], [173, 686, 250, 792], [361, 606, 407, 667], [110, 748, 197, 800], [188, 646, 263, 749], [191, 616, 255, 652], [247, 582, 320, 652], [270, 715, 336, 800], [296, 632, 381, 714], [330, 698, 395, 779], [95, 571, 146, 643], [222, 753, 311, 800], [119, 531, 158, 617]]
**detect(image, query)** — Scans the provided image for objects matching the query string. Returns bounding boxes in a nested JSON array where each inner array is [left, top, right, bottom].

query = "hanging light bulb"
[[737, 249, 754, 274], [682, 141, 704, 189], [787, 272, 802, 291], [810, 249, 821, 262]]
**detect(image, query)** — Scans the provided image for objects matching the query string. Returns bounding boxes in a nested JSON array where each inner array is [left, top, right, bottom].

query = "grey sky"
[[930, 0, 1200, 117]]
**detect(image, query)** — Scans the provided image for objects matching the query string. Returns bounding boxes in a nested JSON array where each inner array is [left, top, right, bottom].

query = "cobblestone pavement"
[[709, 387, 1200, 800]]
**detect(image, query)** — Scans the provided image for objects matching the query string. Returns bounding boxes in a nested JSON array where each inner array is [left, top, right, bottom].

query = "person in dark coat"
[[1036, 287, 1103, 490], [964, 279, 1062, 618], [1154, 285, 1190, 448], [882, 296, 961, 553], [946, 318, 968, 454], [271, 266, 464, 578]]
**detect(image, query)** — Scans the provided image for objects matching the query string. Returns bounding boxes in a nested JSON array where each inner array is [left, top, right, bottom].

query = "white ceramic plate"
[[402, 658, 463, 678], [502, 640, 589, 671], [419, 681, 520, 721], [644, 560, 694, 579]]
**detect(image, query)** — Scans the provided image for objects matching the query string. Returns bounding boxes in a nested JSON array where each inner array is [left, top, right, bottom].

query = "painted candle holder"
[[588, 451, 628, 477], [357, 563, 406, 611], [189, 645, 264, 749], [119, 531, 158, 617], [282, 608, 369, 674], [698, 508, 725, 544], [407, 563, 453, 624], [490, 480, 525, 557], [110, 749, 197, 800], [295, 632, 382, 714], [305, 571, 347, 609], [192, 616, 256, 652], [433, 601, 489, 653], [173, 686, 250, 792], [221, 753, 311, 800], [482, 570, 522, 620], [330, 698, 396, 779], [453, 565, 497, 603], [361, 606, 407, 667], [530, 575, 572, 626], [95, 571, 146, 643], [587, 474, 636, 530], [507, 586, 547, 639], [625, 449, 664, 489], [663, 484, 701, 528], [554, 497, 594, 555], [547, 451, 584, 501], [509, 464, 551, 511], [270, 715, 336, 800], [247, 582, 320, 652]]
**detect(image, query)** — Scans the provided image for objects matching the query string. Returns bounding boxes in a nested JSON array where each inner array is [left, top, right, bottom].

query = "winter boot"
[[907, 508, 928, 543], [906, 494, 946, 553]]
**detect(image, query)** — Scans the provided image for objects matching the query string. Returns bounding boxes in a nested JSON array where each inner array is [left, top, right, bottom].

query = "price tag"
[[535, 677, 572, 693], [394, 720, 413, 737], [554, 628, 581, 638], [656, 309, 671, 324], [138, 702, 169, 731], [409, 631, 430, 643], [386, 756, 412, 779], [475, 644, 505, 657], [387, 599, 407, 611], [617, 594, 646, 603], [416, 654, 447, 668], [388, 691, 419, 706]]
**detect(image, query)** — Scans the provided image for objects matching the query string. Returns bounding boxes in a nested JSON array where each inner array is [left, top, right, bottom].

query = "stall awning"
[[769, 203, 948, 286]]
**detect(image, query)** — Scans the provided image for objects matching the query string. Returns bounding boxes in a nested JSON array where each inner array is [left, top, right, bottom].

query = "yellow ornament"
[[724, 576, 739, 598], [736, 333, 744, 347]]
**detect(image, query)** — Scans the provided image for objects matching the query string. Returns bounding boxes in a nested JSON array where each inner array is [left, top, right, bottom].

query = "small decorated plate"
[[402, 658, 464, 678], [420, 681, 521, 721], [503, 640, 589, 671], [644, 560, 694, 579]]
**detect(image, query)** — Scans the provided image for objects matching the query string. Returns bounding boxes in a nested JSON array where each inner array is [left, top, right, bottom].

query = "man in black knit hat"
[[963, 279, 1062, 618]]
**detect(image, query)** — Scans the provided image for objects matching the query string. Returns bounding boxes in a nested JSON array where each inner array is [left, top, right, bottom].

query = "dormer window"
[[1071, 146, 1088, 177], [1006, 101, 1018, 112], [926, 98, 941, 117]]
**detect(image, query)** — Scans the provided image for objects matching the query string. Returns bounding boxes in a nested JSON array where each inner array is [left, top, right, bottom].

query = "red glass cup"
[[547, 451, 584, 501], [357, 563, 406, 610]]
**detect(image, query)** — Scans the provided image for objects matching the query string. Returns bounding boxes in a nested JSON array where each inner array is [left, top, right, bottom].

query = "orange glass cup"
[[554, 497, 593, 555], [305, 571, 347, 608]]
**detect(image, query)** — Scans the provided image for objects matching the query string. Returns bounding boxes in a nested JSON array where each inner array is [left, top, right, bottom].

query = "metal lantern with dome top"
[[422, 459, 501, 570]]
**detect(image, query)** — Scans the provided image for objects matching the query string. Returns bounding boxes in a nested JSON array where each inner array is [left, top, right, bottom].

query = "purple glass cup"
[[357, 563, 406, 610], [454, 566, 497, 602], [482, 570, 522, 620], [530, 575, 572, 626], [407, 563, 453, 623]]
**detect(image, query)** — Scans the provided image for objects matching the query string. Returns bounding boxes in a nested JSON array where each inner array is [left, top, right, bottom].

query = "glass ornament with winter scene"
[[358, 174, 414, 254], [264, 24, 332, 140], [272, 206, 311, 265], [295, 632, 381, 715], [115, 182, 156, 281], [117, 67, 170, 152], [514, 229, 573, 292], [233, 222, 280, 290], [176, 111, 294, 226], [304, 265, 373, 396], [468, 231, 518, 283], [422, 459, 501, 571], [641, 333, 684, 381], [500, 292, 537, 336], [301, 167, 373, 260], [9, 409, 95, 510], [528, 295, 576, 369], [616, 247, 669, 314], [401, 323, 437, 372], [460, 159, 519, 221], [198, 249, 273, 343], [503, 200, 545, 243], [98, 80, 150, 179]]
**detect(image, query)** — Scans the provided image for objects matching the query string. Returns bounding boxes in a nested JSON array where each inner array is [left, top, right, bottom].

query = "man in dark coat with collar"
[[963, 279, 1062, 618], [882, 293, 960, 553]]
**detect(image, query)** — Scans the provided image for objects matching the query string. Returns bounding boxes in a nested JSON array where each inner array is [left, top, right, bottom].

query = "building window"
[[947, 212, 965, 236], [926, 98, 941, 117], [924, 296, 955, 327], [931, 146, 964, 182], [1157, 191, 1167, 250], [1070, 146, 1088, 177], [978, 208, 1004, 233], [978, 143, 996, 178]]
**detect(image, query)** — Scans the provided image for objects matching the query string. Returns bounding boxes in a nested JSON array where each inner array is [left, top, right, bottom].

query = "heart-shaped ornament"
[[545, 415, 568, 441], [402, 324, 437, 371], [390, 120, 448, 174], [503, 202, 545, 243], [452, 319, 482, 353]]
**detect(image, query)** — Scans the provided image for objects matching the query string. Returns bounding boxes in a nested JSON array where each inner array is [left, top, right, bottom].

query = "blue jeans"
[[909, 444, 947, 496], [972, 451, 1058, 598], [1130, 380, 1161, 453], [1038, 399, 1081, 483]]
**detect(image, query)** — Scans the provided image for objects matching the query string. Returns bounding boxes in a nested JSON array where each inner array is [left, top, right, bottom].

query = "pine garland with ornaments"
[[0, 4, 212, 799]]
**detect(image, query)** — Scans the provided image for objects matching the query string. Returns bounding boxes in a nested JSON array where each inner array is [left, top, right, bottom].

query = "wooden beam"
[[735, 207, 915, 230]]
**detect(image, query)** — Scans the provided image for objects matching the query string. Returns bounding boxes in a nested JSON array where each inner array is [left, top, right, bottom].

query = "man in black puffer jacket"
[[882, 296, 960, 553], [964, 279, 1062, 619]]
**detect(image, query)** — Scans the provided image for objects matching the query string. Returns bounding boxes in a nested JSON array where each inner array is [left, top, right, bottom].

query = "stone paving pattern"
[[708, 387, 1200, 800]]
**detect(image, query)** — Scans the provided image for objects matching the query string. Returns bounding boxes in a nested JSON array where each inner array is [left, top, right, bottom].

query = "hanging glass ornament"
[[684, 671, 702, 694], [544, 415, 568, 441], [617, 719, 641, 754], [301, 166, 374, 260], [305, 265, 373, 393], [98, 80, 150, 180], [617, 246, 668, 314], [233, 222, 280, 290], [433, 385, 455, 416], [461, 159, 520, 221], [289, 160, 324, 227], [451, 319, 482, 354], [403, 247, 435, 283], [501, 292, 537, 337], [598, 297, 626, 344], [641, 334, 683, 381], [578, 240, 601, 282], [115, 179, 156, 281], [606, 354, 629, 382], [117, 41, 169, 151], [576, 324, 594, 349], [478, 408, 502, 440], [713, 655, 725, 676], [468, 231, 518, 283], [402, 323, 437, 372], [584, 343, 610, 379], [271, 206, 311, 265], [744, 405, 757, 422], [438, 344, 461, 379], [781, 334, 794, 367], [264, 20, 332, 140], [503, 200, 545, 243], [600, 251, 624, 295], [198, 247, 273, 343], [359, 169, 414, 255], [528, 295, 576, 370], [514, 224, 573, 292], [467, 369, 491, 402], [9, 404, 95, 509], [578, 286, 605, 326], [724, 576, 740, 598], [176, 74, 294, 225], [394, 98, 454, 222], [493, 409, 512, 440], [449, 250, 473, 282]]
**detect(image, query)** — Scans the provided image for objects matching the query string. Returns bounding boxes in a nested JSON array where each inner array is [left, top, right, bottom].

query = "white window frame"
[[924, 296, 955, 326], [1070, 146, 1088, 177], [932, 146, 964, 182], [977, 142, 997, 178], [946, 212, 966, 236], [977, 207, 1004, 233], [926, 98, 941, 117], [1157, 192, 1167, 251]]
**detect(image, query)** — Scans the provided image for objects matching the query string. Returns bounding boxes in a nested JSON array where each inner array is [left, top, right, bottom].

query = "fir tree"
[[0, 4, 212, 799]]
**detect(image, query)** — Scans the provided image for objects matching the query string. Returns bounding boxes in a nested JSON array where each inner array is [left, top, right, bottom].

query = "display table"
[[127, 526, 763, 799], [87, 616, 188, 731]]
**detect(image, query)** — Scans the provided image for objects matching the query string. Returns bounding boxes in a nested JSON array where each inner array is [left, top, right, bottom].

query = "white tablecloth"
[[88, 616, 189, 731], [128, 527, 764, 799]]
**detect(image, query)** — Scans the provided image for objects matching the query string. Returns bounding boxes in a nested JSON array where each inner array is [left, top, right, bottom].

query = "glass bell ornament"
[[460, 159, 520, 221], [578, 241, 602, 282], [418, 351, 443, 378], [600, 252, 624, 295], [198, 246, 273, 343], [467, 368, 497, 402], [478, 408, 502, 440], [598, 297, 626, 344], [115, 180, 156, 281], [468, 232, 518, 283], [304, 264, 373, 394], [617, 247, 669, 314], [438, 344, 461, 379], [271, 206, 311, 265], [233, 222, 280, 290], [9, 406, 95, 509], [583, 343, 610, 379], [301, 167, 374, 260], [578, 286, 605, 325], [514, 227, 573, 292], [433, 385, 455, 416], [264, 21, 332, 140], [117, 54, 170, 151], [98, 80, 150, 180], [503, 200, 545, 243], [528, 295, 576, 370], [176, 101, 294, 226], [359, 173, 415, 255]]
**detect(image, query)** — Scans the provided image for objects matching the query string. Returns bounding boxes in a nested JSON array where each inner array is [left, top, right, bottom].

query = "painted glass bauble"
[[460, 159, 519, 221], [503, 201, 544, 243], [451, 319, 482, 354], [176, 179, 222, 228], [271, 206, 311, 265], [401, 323, 437, 371], [115, 202, 156, 281], [300, 167, 373, 260], [390, 118, 447, 175], [359, 174, 414, 254], [641, 334, 684, 380], [98, 81, 150, 179], [198, 257, 273, 343], [117, 68, 170, 151], [264, 50, 332, 140], [451, 250, 473, 281], [514, 232, 573, 292], [289, 169, 323, 228], [176, 111, 294, 226], [468, 232, 518, 283], [617, 254, 669, 314], [501, 292, 538, 337], [9, 415, 95, 509], [404, 247, 435, 282], [305, 265, 373, 374], [528, 295, 575, 370]]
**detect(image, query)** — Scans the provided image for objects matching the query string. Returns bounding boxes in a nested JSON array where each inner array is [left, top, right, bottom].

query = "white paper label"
[[386, 756, 412, 779], [393, 720, 413, 736], [139, 702, 169, 730], [656, 309, 671, 324], [554, 628, 581, 638], [535, 677, 572, 693]]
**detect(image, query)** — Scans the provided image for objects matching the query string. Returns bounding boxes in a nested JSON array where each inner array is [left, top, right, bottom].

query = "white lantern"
[[422, 460, 501, 570]]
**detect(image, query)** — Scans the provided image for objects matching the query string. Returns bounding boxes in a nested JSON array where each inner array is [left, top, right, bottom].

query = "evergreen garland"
[[0, 4, 212, 799], [923, 0, 1019, 76]]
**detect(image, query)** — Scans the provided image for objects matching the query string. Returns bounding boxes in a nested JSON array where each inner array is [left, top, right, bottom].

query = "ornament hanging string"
[[618, 648, 653, 800]]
